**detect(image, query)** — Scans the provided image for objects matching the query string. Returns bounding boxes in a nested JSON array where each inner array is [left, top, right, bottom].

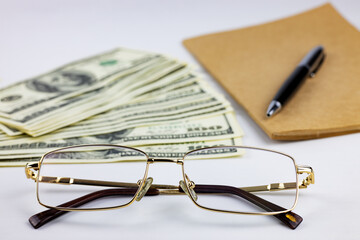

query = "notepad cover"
[[183, 4, 360, 140]]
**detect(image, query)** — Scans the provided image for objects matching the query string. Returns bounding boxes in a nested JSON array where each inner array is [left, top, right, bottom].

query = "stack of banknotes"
[[0, 48, 243, 166]]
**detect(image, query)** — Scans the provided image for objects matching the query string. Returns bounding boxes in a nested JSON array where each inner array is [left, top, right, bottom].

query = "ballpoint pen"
[[266, 45, 325, 117]]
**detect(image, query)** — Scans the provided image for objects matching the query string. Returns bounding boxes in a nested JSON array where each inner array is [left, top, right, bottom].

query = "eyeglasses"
[[25, 144, 314, 229]]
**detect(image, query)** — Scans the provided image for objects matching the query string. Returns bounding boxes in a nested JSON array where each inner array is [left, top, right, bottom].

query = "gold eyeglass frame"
[[25, 144, 314, 217]]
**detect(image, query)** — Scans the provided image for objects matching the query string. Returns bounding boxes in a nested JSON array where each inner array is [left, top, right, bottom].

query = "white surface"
[[0, 0, 359, 239]]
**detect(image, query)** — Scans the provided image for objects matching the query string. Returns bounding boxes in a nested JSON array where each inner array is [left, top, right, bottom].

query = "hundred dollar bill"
[[0, 113, 243, 155], [133, 73, 199, 101], [78, 77, 206, 125], [0, 58, 188, 136], [138, 137, 243, 159], [38, 105, 233, 141], [0, 74, 199, 138], [0, 48, 159, 118], [0, 137, 242, 167], [33, 58, 187, 124], [0, 75, 213, 139], [42, 85, 228, 136], [0, 55, 163, 135], [0, 75, 214, 141], [0, 102, 232, 145], [0, 88, 232, 144], [0, 107, 233, 147], [0, 48, 245, 168], [23, 63, 191, 136]]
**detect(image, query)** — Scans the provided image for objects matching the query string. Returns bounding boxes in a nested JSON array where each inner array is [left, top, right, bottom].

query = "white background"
[[0, 0, 359, 239]]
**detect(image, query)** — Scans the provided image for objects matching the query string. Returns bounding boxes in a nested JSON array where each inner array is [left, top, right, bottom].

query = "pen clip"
[[309, 53, 325, 78]]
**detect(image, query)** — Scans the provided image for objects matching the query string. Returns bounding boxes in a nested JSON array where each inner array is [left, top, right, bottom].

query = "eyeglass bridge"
[[148, 158, 184, 165]]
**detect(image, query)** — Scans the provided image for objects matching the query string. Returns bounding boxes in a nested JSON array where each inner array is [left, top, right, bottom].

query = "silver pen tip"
[[266, 110, 274, 118], [266, 101, 282, 118]]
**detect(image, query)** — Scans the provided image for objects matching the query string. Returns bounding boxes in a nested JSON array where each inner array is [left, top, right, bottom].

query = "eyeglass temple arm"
[[28, 180, 302, 230], [189, 185, 302, 229], [33, 175, 309, 193], [239, 165, 314, 192], [25, 164, 315, 192], [28, 183, 301, 230], [26, 164, 313, 229], [29, 187, 160, 229]]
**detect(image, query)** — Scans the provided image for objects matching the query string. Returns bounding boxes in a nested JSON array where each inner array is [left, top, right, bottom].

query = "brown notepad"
[[183, 4, 360, 140]]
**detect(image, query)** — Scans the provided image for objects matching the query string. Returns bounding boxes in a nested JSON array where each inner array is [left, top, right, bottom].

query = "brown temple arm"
[[190, 185, 302, 229], [29, 187, 159, 229], [29, 184, 302, 229]]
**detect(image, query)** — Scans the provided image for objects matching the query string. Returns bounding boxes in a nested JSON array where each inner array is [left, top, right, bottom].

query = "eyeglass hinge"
[[25, 162, 39, 181], [297, 165, 315, 188]]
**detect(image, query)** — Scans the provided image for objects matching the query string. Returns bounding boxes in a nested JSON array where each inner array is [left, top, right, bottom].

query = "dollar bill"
[[0, 137, 242, 167], [0, 113, 242, 155], [0, 47, 245, 168], [0, 48, 159, 118], [0, 58, 188, 136], [0, 74, 199, 137], [41, 87, 229, 138], [0, 89, 232, 144], [0, 77, 226, 142], [0, 50, 184, 135], [24, 63, 192, 136]]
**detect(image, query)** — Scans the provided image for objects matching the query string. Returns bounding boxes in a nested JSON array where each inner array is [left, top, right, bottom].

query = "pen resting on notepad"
[[266, 46, 325, 117]]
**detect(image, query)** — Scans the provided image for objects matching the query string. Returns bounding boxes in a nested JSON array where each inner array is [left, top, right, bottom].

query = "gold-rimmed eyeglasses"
[[25, 144, 314, 229]]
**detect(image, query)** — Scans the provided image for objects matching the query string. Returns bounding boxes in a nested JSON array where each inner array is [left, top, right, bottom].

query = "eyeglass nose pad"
[[135, 177, 153, 201], [179, 174, 198, 201]]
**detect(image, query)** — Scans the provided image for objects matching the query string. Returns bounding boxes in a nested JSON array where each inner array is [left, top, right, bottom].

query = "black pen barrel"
[[274, 66, 309, 104]]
